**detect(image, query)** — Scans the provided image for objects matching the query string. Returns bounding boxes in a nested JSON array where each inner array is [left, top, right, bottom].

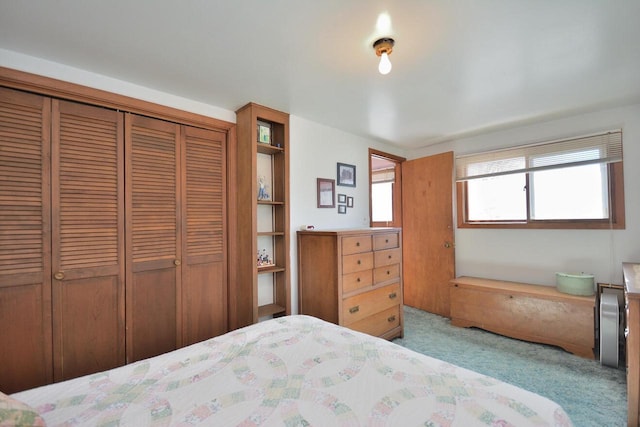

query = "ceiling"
[[1, 0, 639, 149]]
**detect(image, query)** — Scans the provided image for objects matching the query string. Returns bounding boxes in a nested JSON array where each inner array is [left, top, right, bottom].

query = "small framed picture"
[[338, 205, 347, 214], [347, 196, 354, 208], [317, 178, 335, 208], [337, 162, 356, 187], [257, 121, 271, 144], [337, 193, 347, 204]]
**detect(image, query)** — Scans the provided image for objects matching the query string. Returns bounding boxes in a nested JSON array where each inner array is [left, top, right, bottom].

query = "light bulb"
[[378, 52, 392, 75]]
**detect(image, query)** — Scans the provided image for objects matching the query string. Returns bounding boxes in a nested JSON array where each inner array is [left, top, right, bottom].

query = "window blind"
[[455, 130, 622, 181], [372, 168, 395, 184]]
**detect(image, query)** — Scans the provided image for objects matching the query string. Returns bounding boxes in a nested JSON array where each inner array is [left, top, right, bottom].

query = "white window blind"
[[456, 131, 622, 181], [372, 168, 395, 184]]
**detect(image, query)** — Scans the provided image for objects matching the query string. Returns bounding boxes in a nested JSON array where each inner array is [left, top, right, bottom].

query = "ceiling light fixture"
[[373, 37, 395, 75]]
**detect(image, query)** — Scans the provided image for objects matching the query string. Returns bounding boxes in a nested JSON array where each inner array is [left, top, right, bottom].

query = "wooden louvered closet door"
[[0, 88, 52, 393], [126, 114, 181, 363], [181, 126, 227, 345], [51, 100, 125, 381]]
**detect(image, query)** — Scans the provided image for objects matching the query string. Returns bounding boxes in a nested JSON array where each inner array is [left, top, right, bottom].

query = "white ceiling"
[[1, 0, 639, 149]]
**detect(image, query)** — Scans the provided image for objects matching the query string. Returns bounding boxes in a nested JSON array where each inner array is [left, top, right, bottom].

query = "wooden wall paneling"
[[181, 125, 228, 345], [0, 88, 52, 393], [51, 100, 125, 381], [125, 113, 181, 363]]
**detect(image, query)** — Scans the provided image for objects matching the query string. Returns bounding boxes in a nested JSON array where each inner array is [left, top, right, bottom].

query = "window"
[[369, 149, 405, 227], [456, 131, 625, 229]]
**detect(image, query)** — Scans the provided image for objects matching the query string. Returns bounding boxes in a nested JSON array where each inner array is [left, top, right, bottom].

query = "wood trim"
[[369, 148, 406, 228], [0, 66, 234, 132]]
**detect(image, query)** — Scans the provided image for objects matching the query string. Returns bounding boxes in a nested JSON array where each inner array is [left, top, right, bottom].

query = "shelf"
[[234, 102, 290, 328], [258, 303, 286, 318], [257, 265, 286, 274], [257, 200, 284, 206], [257, 231, 285, 237], [257, 143, 284, 155]]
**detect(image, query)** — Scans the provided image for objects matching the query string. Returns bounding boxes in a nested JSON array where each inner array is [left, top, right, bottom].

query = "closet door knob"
[[54, 272, 65, 280], [174, 259, 181, 266]]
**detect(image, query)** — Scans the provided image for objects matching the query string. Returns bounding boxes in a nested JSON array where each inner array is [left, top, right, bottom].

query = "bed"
[[4, 315, 572, 426]]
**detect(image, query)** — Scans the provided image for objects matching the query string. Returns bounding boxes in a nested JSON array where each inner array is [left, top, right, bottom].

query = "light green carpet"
[[393, 305, 627, 427]]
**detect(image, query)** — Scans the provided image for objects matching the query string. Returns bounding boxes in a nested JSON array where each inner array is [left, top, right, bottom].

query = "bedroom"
[[1, 1, 639, 426]]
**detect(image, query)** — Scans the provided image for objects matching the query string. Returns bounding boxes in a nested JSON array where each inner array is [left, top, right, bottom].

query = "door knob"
[[174, 259, 181, 266], [54, 272, 65, 280], [444, 241, 452, 249]]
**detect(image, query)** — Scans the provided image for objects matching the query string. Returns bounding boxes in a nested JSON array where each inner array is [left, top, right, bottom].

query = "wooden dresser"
[[297, 228, 403, 339], [623, 263, 640, 427]]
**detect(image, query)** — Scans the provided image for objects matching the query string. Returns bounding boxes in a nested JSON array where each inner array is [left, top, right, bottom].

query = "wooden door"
[[126, 114, 181, 363], [402, 152, 455, 317], [0, 88, 52, 393], [51, 100, 125, 381], [181, 126, 227, 345]]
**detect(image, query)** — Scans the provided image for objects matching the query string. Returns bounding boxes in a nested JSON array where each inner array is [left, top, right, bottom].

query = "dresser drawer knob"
[[349, 305, 360, 314], [387, 315, 396, 322], [386, 270, 390, 275], [385, 239, 389, 243], [389, 292, 397, 299], [357, 260, 361, 265], [388, 255, 392, 259], [356, 242, 360, 246]]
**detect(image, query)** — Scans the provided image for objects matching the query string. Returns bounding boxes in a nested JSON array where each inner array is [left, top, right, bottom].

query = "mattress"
[[11, 315, 572, 426]]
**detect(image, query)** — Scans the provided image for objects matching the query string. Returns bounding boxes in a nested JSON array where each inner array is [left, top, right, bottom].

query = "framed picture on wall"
[[337, 162, 356, 187], [347, 196, 354, 208], [337, 193, 347, 204], [317, 178, 335, 208], [338, 205, 347, 214]]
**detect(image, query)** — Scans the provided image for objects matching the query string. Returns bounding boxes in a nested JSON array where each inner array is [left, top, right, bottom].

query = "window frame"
[[456, 159, 625, 230]]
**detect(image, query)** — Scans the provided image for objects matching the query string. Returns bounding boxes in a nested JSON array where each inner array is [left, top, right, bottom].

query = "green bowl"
[[556, 272, 595, 296]]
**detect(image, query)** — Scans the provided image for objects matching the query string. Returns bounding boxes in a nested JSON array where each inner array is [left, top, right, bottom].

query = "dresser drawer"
[[374, 264, 400, 285], [342, 283, 401, 325], [342, 235, 372, 255], [373, 233, 399, 250], [348, 306, 400, 337], [343, 270, 373, 294], [343, 252, 374, 274], [374, 248, 402, 267]]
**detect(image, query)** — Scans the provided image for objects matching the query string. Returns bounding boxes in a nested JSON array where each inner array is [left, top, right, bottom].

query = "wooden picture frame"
[[337, 162, 356, 187], [257, 121, 271, 144], [317, 178, 335, 208]]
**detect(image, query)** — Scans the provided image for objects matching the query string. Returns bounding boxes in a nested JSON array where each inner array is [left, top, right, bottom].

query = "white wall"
[[0, 49, 236, 122], [407, 103, 640, 287], [289, 115, 405, 313]]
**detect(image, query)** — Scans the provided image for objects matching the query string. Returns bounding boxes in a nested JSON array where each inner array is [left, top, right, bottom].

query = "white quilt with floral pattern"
[[13, 315, 572, 426]]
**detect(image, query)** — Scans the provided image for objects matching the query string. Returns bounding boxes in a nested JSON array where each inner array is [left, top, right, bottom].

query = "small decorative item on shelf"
[[257, 249, 274, 267], [257, 176, 270, 201], [257, 121, 271, 144]]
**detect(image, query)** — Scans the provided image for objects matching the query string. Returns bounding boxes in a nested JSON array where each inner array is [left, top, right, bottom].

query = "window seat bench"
[[449, 276, 595, 359]]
